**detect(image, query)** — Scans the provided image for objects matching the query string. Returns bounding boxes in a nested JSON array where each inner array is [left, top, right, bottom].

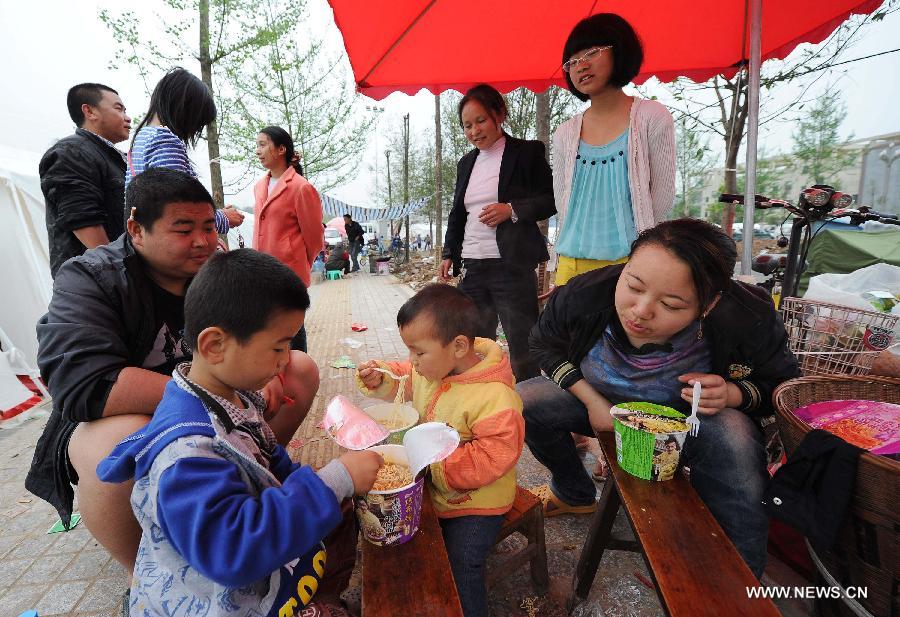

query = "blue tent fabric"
[[320, 193, 431, 222]]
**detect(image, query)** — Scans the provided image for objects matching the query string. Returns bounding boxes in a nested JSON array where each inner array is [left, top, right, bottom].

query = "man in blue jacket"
[[25, 169, 321, 581]]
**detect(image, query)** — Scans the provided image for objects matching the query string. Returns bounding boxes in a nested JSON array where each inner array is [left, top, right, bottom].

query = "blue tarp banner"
[[320, 193, 431, 222]]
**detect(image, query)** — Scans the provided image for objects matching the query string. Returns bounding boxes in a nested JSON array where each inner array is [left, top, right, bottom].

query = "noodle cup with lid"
[[354, 444, 424, 546], [363, 403, 419, 445], [611, 402, 689, 482]]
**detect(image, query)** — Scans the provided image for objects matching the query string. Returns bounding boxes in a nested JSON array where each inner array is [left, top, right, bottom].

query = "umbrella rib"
[[359, 0, 439, 86], [544, 0, 601, 83]]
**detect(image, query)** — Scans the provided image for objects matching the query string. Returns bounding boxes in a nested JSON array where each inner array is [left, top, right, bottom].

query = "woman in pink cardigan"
[[552, 14, 676, 287], [254, 126, 324, 352]]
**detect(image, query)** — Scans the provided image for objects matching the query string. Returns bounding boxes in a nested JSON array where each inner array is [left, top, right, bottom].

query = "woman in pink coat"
[[254, 126, 324, 352]]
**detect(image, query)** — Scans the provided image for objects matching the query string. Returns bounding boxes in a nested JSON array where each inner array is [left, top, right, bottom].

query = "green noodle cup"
[[363, 403, 419, 445], [355, 444, 424, 547], [611, 402, 689, 482]]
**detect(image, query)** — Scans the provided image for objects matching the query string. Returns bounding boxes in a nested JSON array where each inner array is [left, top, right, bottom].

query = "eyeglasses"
[[562, 46, 612, 72]]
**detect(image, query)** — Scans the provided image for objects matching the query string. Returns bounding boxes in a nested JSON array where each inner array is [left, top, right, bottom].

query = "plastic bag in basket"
[[795, 399, 900, 455]]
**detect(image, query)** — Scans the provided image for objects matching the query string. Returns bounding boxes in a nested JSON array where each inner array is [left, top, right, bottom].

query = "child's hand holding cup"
[[340, 450, 384, 494], [357, 360, 384, 389]]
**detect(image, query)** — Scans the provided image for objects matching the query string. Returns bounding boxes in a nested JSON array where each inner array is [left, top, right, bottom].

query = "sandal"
[[591, 452, 611, 481], [529, 484, 597, 518]]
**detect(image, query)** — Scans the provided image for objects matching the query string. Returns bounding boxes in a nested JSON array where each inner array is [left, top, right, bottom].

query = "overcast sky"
[[1, 1, 898, 209]]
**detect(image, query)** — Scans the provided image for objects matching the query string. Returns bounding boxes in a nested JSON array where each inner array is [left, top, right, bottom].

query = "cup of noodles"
[[355, 444, 424, 546], [611, 402, 689, 481], [363, 403, 419, 445]]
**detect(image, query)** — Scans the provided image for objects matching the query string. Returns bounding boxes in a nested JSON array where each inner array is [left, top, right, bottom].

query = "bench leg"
[[568, 479, 621, 611], [527, 510, 550, 595]]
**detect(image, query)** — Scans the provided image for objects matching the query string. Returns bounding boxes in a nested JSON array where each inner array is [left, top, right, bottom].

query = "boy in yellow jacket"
[[357, 284, 524, 617]]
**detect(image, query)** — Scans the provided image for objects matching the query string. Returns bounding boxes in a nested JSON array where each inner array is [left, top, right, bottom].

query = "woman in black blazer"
[[440, 84, 556, 382]]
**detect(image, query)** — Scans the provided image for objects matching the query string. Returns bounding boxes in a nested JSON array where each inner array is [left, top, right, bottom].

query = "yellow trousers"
[[555, 255, 628, 286]]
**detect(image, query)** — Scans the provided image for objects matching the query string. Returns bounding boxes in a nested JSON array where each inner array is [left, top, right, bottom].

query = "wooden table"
[[570, 433, 781, 616], [362, 496, 463, 616]]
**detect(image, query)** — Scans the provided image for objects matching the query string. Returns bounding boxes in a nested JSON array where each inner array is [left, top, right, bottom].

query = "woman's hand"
[[478, 202, 513, 227], [678, 373, 743, 414], [223, 206, 245, 227], [568, 379, 614, 435], [357, 360, 384, 389], [587, 401, 614, 435], [438, 259, 453, 280]]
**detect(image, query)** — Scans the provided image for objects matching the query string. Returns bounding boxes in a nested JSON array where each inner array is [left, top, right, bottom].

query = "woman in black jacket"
[[439, 84, 556, 381], [519, 219, 799, 578]]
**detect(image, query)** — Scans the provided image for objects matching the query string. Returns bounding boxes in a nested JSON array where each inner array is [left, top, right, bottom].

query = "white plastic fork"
[[686, 381, 701, 437], [370, 366, 406, 381]]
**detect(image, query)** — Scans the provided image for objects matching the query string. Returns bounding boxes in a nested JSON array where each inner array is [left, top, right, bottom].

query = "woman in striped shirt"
[[551, 14, 675, 287], [126, 67, 243, 234]]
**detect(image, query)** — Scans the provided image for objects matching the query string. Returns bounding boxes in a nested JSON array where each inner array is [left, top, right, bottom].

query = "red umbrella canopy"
[[328, 0, 883, 99], [326, 217, 348, 235]]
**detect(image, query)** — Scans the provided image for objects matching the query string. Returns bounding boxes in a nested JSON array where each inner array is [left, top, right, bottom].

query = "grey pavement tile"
[[4, 532, 60, 560], [52, 527, 94, 553], [61, 550, 113, 580], [0, 533, 26, 560], [74, 577, 127, 612], [33, 580, 91, 616], [0, 557, 33, 587], [0, 583, 45, 616], [17, 552, 76, 585]]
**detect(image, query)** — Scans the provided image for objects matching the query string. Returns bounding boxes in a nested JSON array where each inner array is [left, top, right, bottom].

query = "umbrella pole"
[[741, 0, 762, 276]]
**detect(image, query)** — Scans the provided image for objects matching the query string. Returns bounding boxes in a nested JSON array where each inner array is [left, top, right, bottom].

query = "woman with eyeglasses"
[[552, 14, 675, 287], [439, 84, 556, 385]]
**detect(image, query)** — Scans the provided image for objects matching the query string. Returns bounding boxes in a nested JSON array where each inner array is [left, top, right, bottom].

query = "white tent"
[[0, 145, 52, 367]]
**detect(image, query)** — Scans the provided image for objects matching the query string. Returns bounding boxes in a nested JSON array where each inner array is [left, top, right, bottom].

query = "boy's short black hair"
[[67, 83, 118, 127], [128, 168, 215, 231], [562, 14, 644, 101], [184, 249, 310, 350], [397, 284, 479, 345]]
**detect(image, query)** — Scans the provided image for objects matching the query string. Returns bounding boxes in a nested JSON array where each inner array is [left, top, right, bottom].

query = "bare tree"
[[662, 4, 896, 234]]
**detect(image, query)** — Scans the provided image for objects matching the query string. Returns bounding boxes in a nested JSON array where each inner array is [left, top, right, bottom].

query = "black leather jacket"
[[26, 235, 167, 522], [39, 129, 127, 277], [442, 135, 556, 272], [530, 264, 800, 417]]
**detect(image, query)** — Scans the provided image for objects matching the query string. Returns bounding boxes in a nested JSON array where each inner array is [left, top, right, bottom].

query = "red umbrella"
[[327, 0, 882, 99], [327, 0, 883, 273]]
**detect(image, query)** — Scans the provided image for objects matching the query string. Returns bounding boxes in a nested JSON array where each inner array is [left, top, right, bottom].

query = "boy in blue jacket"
[[98, 249, 382, 616]]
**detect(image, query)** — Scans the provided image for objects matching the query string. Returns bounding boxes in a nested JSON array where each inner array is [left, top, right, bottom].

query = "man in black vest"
[[40, 83, 131, 277]]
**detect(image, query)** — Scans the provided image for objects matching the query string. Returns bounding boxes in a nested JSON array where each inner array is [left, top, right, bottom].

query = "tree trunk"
[[434, 94, 443, 259], [199, 0, 225, 210]]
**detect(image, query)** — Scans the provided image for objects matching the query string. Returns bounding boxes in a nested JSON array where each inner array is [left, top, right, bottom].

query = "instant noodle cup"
[[362, 403, 419, 445], [611, 402, 689, 482], [355, 444, 424, 546]]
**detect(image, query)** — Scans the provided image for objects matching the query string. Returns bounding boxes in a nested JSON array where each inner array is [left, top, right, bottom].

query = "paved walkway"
[[0, 271, 808, 616]]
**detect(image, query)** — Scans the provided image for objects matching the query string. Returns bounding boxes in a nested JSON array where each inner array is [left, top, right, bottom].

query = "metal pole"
[[385, 150, 393, 237], [434, 94, 443, 260], [404, 113, 410, 262], [740, 0, 762, 276]]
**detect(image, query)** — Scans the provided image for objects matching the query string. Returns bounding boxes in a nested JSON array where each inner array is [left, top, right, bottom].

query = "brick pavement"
[[0, 271, 808, 616]]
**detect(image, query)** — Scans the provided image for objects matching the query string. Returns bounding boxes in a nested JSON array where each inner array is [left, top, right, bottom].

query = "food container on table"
[[363, 403, 419, 445], [612, 402, 689, 481], [355, 444, 424, 546]]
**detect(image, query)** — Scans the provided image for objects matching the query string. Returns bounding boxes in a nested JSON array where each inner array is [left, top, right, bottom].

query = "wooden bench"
[[486, 485, 549, 594], [362, 496, 463, 616], [569, 432, 781, 616]]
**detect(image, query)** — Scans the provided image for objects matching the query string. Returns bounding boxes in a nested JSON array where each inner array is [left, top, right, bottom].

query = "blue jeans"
[[518, 376, 770, 578], [440, 514, 504, 617]]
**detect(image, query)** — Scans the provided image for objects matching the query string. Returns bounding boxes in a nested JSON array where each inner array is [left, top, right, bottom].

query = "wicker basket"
[[773, 374, 900, 617], [780, 297, 898, 377]]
